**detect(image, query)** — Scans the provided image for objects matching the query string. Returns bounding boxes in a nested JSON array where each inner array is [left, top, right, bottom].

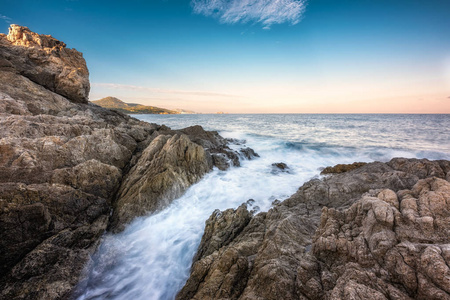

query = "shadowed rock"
[[240, 147, 260, 160], [271, 162, 290, 174], [110, 133, 212, 231]]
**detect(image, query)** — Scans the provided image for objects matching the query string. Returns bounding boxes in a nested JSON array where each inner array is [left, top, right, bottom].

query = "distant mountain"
[[92, 97, 179, 114]]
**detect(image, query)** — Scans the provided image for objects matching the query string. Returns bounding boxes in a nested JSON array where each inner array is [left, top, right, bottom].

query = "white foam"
[[77, 128, 443, 300]]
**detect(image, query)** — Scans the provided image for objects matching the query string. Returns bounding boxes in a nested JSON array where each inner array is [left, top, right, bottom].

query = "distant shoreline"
[[129, 112, 450, 115]]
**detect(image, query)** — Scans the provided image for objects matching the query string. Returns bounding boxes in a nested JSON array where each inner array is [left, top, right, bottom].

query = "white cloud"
[[92, 82, 238, 98], [191, 0, 307, 29], [0, 14, 12, 24]]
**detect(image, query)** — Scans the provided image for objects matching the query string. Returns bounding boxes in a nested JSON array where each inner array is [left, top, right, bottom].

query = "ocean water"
[[77, 114, 450, 300]]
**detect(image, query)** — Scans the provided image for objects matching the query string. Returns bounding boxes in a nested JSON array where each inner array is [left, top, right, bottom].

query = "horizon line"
[[128, 112, 450, 115]]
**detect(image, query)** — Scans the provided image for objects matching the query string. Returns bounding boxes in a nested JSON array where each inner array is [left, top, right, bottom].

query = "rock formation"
[[0, 25, 254, 299], [178, 158, 450, 300], [2, 24, 449, 300], [320, 161, 367, 174], [110, 133, 212, 231], [1, 25, 90, 104]]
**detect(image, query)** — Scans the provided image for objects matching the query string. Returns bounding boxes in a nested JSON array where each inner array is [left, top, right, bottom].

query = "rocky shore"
[[0, 25, 255, 299], [178, 158, 450, 300], [1, 25, 449, 300]]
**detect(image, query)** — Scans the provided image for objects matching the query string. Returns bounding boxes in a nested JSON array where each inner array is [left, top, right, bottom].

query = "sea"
[[77, 114, 450, 300]]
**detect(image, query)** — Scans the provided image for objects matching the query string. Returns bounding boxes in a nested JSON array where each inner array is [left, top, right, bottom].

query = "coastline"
[[1, 25, 449, 300]]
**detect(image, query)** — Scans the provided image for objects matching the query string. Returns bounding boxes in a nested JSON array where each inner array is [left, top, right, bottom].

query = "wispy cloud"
[[0, 14, 12, 24], [191, 0, 307, 29], [92, 83, 238, 98]]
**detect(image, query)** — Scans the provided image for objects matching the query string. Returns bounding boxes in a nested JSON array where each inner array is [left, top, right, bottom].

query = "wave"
[[77, 114, 450, 300]]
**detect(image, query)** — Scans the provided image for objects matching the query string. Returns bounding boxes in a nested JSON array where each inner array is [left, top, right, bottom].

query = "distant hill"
[[92, 97, 179, 114], [174, 108, 198, 114]]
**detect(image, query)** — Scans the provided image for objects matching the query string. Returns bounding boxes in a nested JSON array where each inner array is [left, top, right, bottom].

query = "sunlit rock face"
[[1, 24, 90, 104]]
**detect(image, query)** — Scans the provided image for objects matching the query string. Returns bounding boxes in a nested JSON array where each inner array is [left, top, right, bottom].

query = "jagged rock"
[[387, 157, 450, 180], [178, 125, 225, 149], [179, 158, 450, 300], [0, 25, 243, 299], [272, 162, 288, 170], [110, 134, 212, 231], [1, 25, 89, 104], [210, 149, 240, 171], [193, 204, 252, 262], [271, 162, 290, 174], [157, 125, 252, 171], [321, 161, 367, 174], [178, 125, 243, 171], [240, 147, 259, 160], [313, 177, 450, 299]]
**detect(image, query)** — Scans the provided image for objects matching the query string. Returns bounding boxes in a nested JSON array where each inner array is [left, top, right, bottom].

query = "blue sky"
[[1, 0, 450, 113]]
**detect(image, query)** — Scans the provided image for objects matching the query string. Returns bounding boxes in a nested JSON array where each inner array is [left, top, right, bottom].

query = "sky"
[[1, 0, 450, 113]]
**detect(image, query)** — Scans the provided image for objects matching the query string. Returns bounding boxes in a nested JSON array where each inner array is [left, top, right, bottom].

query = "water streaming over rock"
[[77, 114, 450, 300]]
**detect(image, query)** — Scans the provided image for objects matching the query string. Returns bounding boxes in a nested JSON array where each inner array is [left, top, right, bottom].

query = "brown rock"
[[321, 161, 367, 174], [179, 158, 450, 300], [110, 133, 213, 231], [1, 25, 90, 103], [0, 25, 243, 299]]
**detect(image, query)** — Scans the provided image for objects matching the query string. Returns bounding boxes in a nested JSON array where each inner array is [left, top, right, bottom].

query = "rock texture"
[[320, 162, 367, 174], [1, 25, 90, 104], [0, 25, 254, 299], [178, 158, 450, 300]]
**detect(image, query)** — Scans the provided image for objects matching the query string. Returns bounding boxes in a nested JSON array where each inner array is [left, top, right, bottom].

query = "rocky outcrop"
[[110, 133, 212, 231], [1, 25, 89, 104], [178, 158, 450, 300], [109, 124, 254, 231], [320, 162, 367, 174], [312, 177, 450, 299], [179, 125, 243, 171], [0, 25, 254, 299]]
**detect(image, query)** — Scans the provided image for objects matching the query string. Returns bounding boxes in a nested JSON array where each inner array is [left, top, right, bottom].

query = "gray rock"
[[240, 147, 260, 160]]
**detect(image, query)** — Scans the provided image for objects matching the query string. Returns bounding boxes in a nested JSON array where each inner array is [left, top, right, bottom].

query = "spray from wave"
[[76, 123, 439, 300]]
